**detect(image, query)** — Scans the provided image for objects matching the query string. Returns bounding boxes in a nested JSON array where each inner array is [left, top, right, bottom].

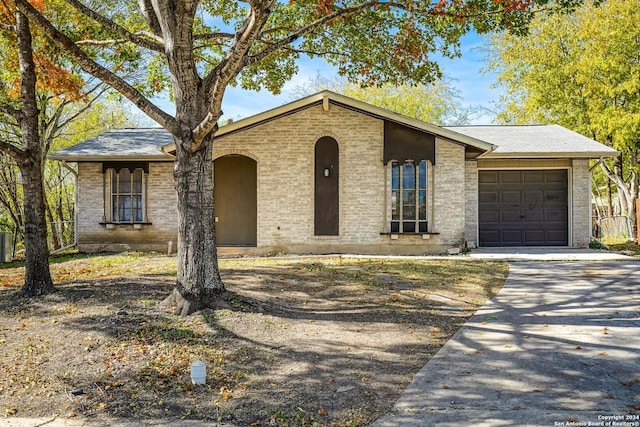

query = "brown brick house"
[[50, 91, 617, 254]]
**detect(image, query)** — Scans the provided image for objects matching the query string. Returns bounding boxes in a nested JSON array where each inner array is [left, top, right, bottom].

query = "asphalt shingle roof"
[[49, 128, 173, 161], [50, 112, 618, 162], [445, 124, 618, 158]]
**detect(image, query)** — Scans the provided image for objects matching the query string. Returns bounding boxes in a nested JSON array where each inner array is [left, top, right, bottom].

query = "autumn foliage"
[[0, 0, 85, 102]]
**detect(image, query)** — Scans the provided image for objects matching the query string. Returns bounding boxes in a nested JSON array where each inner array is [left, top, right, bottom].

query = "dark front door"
[[213, 155, 257, 246], [315, 137, 339, 235], [479, 170, 568, 246]]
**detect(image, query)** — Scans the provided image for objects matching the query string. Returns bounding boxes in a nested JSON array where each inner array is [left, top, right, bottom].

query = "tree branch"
[[0, 140, 25, 162], [0, 23, 16, 32], [193, 31, 235, 41], [14, 0, 180, 136], [64, 0, 164, 52], [244, 0, 380, 66], [0, 105, 25, 122], [196, 0, 277, 148]]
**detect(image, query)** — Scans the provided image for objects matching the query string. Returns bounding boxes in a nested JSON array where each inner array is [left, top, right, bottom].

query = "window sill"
[[100, 222, 152, 230], [380, 232, 440, 240]]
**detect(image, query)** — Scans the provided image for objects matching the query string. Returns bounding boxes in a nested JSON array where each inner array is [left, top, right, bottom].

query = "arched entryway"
[[213, 155, 257, 246]]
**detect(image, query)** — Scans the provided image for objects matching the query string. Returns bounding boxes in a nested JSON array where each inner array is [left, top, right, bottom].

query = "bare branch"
[[75, 38, 128, 46], [138, 0, 163, 37], [64, 0, 164, 52], [14, 0, 180, 136]]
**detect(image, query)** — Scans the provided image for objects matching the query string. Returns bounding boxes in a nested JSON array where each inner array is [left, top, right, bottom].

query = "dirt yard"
[[0, 254, 508, 426]]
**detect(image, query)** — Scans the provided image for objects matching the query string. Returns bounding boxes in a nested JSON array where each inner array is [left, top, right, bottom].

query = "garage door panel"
[[546, 190, 566, 204], [546, 207, 568, 222], [479, 170, 568, 247], [479, 191, 498, 203], [524, 230, 545, 244], [501, 191, 521, 203], [524, 210, 544, 222], [479, 210, 499, 223], [546, 230, 568, 244], [479, 171, 498, 183], [500, 171, 522, 184], [480, 230, 500, 246], [501, 211, 523, 223], [523, 171, 544, 183], [524, 190, 543, 205], [545, 170, 567, 182], [502, 230, 524, 244]]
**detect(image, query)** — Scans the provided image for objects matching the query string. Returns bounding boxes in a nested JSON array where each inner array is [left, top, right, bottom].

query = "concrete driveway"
[[373, 259, 640, 426]]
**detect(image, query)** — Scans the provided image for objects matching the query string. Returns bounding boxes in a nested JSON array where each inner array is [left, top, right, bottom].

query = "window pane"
[[132, 196, 143, 222], [419, 190, 427, 220], [391, 221, 399, 233], [391, 190, 399, 221], [418, 161, 427, 189], [111, 169, 117, 191], [419, 221, 428, 233], [132, 169, 143, 193], [119, 196, 131, 222], [403, 222, 415, 233], [403, 189, 415, 220], [119, 169, 131, 193], [391, 162, 399, 190], [402, 162, 415, 189]]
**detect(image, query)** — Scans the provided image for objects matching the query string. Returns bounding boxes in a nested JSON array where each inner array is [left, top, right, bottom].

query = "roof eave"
[[48, 155, 174, 162], [480, 150, 619, 159]]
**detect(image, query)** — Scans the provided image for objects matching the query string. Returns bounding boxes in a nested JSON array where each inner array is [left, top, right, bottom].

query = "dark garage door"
[[479, 170, 568, 246]]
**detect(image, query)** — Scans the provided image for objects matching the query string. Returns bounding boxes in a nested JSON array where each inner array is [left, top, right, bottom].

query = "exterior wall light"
[[323, 168, 330, 177]]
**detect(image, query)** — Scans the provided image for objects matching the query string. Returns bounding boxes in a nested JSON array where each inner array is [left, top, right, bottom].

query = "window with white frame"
[[391, 160, 428, 233], [103, 163, 148, 224]]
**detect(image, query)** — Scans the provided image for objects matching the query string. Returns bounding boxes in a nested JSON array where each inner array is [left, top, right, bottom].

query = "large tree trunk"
[[161, 136, 224, 315], [15, 10, 55, 297], [18, 152, 55, 297]]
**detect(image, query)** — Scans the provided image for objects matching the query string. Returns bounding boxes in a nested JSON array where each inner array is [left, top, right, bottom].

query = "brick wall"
[[77, 162, 178, 252], [464, 160, 478, 247], [213, 104, 468, 254], [76, 104, 470, 254], [571, 159, 591, 247]]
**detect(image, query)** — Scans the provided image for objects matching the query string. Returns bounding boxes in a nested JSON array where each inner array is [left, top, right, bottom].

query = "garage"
[[478, 170, 568, 246]]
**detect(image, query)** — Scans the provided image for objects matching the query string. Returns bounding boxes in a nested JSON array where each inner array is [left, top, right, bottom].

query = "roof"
[[49, 128, 174, 161], [209, 90, 496, 153], [50, 93, 618, 162], [445, 124, 618, 159]]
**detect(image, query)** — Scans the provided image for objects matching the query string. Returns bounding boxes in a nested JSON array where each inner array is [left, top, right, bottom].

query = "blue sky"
[[151, 32, 501, 125]]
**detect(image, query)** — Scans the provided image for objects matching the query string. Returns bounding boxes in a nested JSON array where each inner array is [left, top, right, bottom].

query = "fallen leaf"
[[575, 346, 582, 350], [599, 352, 607, 356], [442, 385, 450, 389], [318, 408, 327, 415]]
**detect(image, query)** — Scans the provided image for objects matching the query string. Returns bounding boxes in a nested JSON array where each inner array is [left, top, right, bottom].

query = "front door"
[[213, 155, 257, 246], [315, 137, 339, 235]]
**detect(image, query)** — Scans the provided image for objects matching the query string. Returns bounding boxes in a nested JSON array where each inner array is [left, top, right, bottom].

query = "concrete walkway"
[[373, 260, 640, 426], [469, 247, 636, 262]]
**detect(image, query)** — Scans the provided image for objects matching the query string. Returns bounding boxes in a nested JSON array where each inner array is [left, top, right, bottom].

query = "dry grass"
[[0, 253, 508, 425]]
